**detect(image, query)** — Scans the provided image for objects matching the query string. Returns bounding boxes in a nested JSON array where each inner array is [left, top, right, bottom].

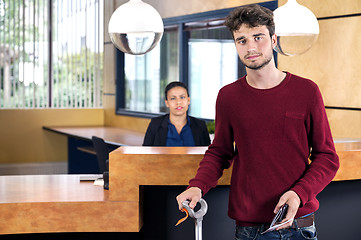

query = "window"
[[123, 28, 179, 114], [0, 0, 103, 109], [116, 1, 277, 119], [120, 27, 179, 115], [188, 26, 242, 119]]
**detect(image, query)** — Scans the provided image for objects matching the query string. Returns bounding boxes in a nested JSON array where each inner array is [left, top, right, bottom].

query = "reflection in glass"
[[275, 34, 318, 56], [109, 32, 163, 55]]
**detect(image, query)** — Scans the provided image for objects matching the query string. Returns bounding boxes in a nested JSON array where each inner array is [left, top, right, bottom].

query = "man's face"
[[233, 24, 276, 70]]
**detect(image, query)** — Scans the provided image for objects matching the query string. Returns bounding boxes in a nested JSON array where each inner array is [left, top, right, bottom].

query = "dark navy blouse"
[[166, 117, 195, 146]]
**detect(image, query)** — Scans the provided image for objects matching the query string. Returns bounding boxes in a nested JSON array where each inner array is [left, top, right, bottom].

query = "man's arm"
[[290, 86, 339, 206], [176, 88, 235, 209]]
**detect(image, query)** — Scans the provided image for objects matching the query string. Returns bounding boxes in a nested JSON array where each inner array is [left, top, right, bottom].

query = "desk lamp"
[[274, 0, 319, 56], [108, 0, 164, 55]]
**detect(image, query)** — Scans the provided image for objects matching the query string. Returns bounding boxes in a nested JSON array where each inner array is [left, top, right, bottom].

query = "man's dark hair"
[[165, 81, 189, 100], [225, 4, 275, 38]]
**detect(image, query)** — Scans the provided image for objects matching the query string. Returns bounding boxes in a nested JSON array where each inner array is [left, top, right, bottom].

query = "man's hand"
[[176, 187, 202, 210], [274, 190, 301, 230]]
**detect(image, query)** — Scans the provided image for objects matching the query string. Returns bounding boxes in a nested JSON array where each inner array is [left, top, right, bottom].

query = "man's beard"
[[241, 53, 272, 70]]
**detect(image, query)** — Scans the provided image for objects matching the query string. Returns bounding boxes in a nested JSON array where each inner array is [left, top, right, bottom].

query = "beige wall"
[[104, 0, 361, 138], [0, 109, 103, 164], [277, 0, 361, 138], [125, 0, 266, 18]]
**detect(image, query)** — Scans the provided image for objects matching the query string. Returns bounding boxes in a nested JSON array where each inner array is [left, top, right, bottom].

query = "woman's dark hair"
[[164, 81, 189, 100], [225, 4, 275, 38]]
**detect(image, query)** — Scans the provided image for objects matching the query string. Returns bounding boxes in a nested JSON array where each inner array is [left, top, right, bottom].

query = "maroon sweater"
[[189, 72, 339, 226]]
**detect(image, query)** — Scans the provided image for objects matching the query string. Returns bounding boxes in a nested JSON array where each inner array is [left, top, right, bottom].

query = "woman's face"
[[165, 86, 190, 117]]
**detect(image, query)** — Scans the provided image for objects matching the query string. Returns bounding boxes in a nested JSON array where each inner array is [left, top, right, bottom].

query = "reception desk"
[[109, 147, 230, 232], [0, 139, 360, 239], [108, 140, 361, 232]]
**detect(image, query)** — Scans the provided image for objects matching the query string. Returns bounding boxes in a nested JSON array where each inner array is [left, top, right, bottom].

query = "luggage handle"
[[182, 198, 208, 221]]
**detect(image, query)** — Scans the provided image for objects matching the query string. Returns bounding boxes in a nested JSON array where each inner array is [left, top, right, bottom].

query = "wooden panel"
[[278, 16, 361, 108], [109, 147, 232, 202], [113, 1, 361, 25], [114, 0, 267, 19], [0, 201, 139, 234], [279, 0, 361, 18], [110, 147, 198, 201], [326, 109, 361, 138]]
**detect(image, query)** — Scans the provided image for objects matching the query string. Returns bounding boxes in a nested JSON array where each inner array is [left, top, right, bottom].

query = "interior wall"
[[277, 0, 361, 138], [0, 109, 104, 164], [103, 0, 361, 138]]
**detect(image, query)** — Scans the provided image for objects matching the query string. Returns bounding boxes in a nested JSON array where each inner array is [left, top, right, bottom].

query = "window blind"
[[0, 0, 103, 108]]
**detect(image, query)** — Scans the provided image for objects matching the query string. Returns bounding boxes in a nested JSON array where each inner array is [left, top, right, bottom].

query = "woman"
[[143, 81, 210, 146]]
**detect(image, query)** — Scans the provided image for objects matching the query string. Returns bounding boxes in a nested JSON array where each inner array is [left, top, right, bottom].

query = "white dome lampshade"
[[108, 0, 164, 55], [273, 0, 319, 56]]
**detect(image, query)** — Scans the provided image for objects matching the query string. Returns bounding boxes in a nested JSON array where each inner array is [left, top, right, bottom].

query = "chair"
[[91, 136, 110, 189]]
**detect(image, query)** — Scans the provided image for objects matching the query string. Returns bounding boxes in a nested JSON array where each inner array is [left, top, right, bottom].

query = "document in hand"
[[261, 218, 293, 234]]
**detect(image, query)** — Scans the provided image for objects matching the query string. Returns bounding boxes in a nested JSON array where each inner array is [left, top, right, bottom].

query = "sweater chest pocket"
[[283, 112, 305, 141]]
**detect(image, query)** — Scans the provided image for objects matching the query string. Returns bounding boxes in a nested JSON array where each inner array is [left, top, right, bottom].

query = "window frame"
[[115, 1, 278, 119]]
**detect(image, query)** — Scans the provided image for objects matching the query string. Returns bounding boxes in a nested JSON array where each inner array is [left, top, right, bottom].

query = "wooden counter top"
[[333, 139, 361, 181], [0, 174, 138, 234], [0, 174, 106, 203], [43, 126, 144, 146]]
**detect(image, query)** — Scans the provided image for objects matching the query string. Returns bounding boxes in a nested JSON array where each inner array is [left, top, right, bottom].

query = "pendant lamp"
[[273, 0, 319, 56], [108, 0, 164, 55]]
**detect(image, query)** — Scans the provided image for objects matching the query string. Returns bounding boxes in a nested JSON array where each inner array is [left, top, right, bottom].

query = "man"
[[176, 4, 339, 240]]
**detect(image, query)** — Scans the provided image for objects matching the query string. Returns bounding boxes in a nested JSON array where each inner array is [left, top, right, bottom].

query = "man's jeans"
[[235, 223, 317, 240]]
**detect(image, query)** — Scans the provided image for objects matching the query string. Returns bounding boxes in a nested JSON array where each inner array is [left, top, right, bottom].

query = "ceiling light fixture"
[[273, 0, 319, 56], [108, 0, 164, 55]]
